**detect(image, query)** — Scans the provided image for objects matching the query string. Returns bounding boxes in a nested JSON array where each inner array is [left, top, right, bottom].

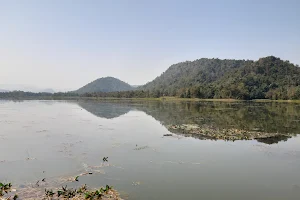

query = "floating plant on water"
[[1, 155, 117, 199], [56, 185, 77, 198], [45, 188, 55, 197], [134, 145, 148, 150], [102, 157, 108, 162], [0, 182, 12, 192], [43, 184, 113, 199], [84, 189, 103, 199], [77, 184, 88, 194], [84, 185, 113, 199], [0, 183, 18, 199]]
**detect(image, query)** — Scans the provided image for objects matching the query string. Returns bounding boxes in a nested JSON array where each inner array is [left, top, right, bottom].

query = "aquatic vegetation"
[[84, 185, 112, 199], [132, 182, 141, 186], [9, 182, 120, 199], [84, 189, 103, 199], [0, 182, 18, 200], [0, 156, 120, 200], [56, 185, 77, 198], [167, 124, 293, 142], [133, 146, 148, 150], [45, 189, 55, 197], [77, 184, 88, 194], [43, 184, 114, 200], [12, 194, 18, 200], [0, 182, 12, 191], [102, 157, 108, 162]]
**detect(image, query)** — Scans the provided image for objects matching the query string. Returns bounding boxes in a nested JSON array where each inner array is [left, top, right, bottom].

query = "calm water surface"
[[0, 100, 300, 200]]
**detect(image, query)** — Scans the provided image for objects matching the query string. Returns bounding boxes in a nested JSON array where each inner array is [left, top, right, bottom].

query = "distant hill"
[[0, 84, 55, 93], [0, 89, 9, 93], [75, 77, 134, 94], [40, 88, 55, 93], [139, 56, 300, 100]]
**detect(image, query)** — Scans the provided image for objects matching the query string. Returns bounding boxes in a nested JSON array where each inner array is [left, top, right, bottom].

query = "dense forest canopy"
[[136, 56, 300, 100], [1, 56, 300, 100], [0, 91, 77, 99], [140, 58, 252, 95], [213, 56, 300, 100]]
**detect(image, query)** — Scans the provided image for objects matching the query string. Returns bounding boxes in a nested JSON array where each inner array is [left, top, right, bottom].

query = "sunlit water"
[[0, 100, 300, 200]]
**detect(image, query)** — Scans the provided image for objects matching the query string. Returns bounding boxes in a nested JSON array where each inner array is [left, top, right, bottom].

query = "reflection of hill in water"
[[256, 135, 290, 144], [76, 101, 132, 119], [135, 101, 300, 144], [76, 100, 300, 144], [135, 101, 300, 134]]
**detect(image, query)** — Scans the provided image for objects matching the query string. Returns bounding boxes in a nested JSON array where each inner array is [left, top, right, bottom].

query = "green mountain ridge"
[[2, 56, 299, 100], [140, 58, 252, 95], [136, 56, 300, 100], [214, 56, 300, 99], [0, 89, 9, 93]]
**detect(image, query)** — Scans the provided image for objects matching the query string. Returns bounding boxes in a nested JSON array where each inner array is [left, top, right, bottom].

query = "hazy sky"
[[1, 0, 300, 91]]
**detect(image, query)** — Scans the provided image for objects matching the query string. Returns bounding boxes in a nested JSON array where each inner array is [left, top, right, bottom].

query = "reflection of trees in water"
[[76, 101, 132, 119], [76, 100, 300, 143], [136, 101, 300, 135], [134, 101, 300, 144], [256, 135, 290, 144]]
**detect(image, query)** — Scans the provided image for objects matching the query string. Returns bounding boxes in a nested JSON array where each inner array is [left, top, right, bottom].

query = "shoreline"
[[1, 96, 300, 103]]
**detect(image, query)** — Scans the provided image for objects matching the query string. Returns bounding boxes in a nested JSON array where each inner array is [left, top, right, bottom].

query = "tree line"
[[1, 56, 300, 100]]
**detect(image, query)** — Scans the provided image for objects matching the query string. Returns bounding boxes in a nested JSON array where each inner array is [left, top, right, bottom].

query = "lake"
[[1, 100, 300, 200]]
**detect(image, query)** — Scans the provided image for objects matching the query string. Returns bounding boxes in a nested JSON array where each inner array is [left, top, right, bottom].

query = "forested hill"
[[75, 77, 134, 94], [140, 58, 252, 96], [138, 56, 300, 100], [1, 56, 300, 100], [214, 56, 300, 99]]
